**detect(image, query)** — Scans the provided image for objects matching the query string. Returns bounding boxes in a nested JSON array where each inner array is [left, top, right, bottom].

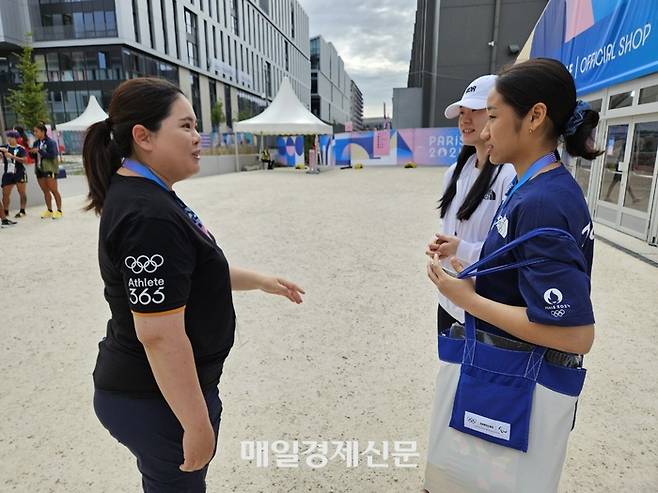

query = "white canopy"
[[57, 95, 108, 131], [234, 77, 333, 135]]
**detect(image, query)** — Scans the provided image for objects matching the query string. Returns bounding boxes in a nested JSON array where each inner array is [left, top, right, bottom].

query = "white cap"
[[444, 74, 497, 119]]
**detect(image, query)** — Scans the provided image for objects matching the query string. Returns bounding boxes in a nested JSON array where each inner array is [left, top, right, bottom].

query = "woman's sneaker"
[[52, 210, 63, 220], [40, 209, 53, 219], [14, 210, 25, 218], [1, 218, 17, 227]]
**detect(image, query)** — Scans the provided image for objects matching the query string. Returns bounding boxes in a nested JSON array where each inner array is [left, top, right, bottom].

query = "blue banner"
[[531, 0, 658, 95]]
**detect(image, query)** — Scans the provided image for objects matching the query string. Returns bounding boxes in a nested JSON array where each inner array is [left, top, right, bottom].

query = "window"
[[639, 85, 658, 105], [132, 0, 141, 43], [240, 0, 247, 41], [220, 31, 225, 62], [185, 9, 199, 67], [232, 0, 240, 35], [147, 0, 155, 48], [290, 2, 294, 38], [265, 61, 272, 97], [161, 0, 169, 54], [204, 20, 209, 68], [212, 26, 217, 60], [34, 0, 118, 41], [284, 41, 289, 71], [247, 5, 252, 45], [609, 91, 634, 109], [173, 0, 180, 58]]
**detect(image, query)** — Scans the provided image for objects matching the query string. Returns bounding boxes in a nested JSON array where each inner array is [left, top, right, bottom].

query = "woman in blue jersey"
[[426, 58, 601, 491]]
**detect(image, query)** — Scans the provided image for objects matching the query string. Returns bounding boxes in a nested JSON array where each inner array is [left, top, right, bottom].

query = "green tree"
[[211, 100, 226, 130], [7, 36, 49, 130]]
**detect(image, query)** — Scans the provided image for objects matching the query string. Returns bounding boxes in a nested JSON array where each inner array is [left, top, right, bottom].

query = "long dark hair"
[[13, 125, 27, 141], [34, 122, 49, 138], [496, 58, 603, 160], [439, 146, 501, 221], [82, 78, 183, 214]]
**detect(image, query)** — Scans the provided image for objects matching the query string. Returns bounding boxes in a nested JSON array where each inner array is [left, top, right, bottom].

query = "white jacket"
[[438, 154, 516, 323]]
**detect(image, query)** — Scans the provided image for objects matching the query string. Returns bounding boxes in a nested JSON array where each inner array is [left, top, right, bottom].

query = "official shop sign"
[[530, 0, 658, 95]]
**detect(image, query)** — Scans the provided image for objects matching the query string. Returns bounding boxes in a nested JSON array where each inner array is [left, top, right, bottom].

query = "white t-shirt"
[[438, 154, 516, 323]]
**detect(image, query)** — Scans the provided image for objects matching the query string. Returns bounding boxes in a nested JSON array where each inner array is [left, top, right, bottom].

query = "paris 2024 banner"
[[333, 128, 463, 167]]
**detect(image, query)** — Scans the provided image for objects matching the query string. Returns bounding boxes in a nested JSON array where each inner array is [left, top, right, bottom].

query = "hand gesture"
[[260, 276, 305, 304]]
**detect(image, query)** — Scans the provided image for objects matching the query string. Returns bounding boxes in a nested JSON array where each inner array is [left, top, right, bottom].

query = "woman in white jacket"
[[427, 74, 516, 333]]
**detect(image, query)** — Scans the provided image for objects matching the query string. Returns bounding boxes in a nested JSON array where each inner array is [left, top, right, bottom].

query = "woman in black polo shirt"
[[83, 77, 304, 492]]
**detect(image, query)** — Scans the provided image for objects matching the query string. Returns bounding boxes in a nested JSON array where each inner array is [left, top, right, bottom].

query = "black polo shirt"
[[93, 174, 235, 395]]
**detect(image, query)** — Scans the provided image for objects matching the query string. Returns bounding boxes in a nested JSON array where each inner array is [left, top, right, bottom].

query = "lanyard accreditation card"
[[492, 150, 559, 238], [122, 159, 212, 239]]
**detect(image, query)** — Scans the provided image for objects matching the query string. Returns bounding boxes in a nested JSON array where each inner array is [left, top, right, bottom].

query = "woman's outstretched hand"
[[260, 276, 305, 304]]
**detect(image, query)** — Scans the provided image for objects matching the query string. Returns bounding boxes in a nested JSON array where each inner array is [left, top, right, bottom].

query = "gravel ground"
[[0, 166, 656, 492]]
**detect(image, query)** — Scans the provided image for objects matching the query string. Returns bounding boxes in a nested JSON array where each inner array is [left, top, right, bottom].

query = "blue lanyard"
[[500, 150, 559, 212], [122, 159, 211, 239], [123, 159, 170, 190]]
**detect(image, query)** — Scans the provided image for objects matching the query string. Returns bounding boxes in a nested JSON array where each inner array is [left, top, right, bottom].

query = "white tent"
[[234, 77, 333, 135], [232, 77, 332, 171], [56, 95, 108, 131]]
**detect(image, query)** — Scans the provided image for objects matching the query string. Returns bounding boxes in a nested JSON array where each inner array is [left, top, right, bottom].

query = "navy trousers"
[[94, 387, 222, 492]]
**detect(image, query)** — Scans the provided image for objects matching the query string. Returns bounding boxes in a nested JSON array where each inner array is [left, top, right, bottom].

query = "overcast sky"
[[299, 0, 417, 118]]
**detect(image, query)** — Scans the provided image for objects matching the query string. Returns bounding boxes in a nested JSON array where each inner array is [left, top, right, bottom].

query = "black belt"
[[446, 323, 583, 368]]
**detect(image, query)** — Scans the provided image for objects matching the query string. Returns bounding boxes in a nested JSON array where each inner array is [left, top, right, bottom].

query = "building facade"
[[0, 0, 311, 134], [310, 35, 352, 129], [350, 79, 363, 131], [400, 0, 548, 128], [524, 0, 658, 246]]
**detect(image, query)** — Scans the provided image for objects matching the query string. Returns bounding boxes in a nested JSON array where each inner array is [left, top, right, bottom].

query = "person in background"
[[29, 123, 63, 219], [1, 130, 28, 219], [426, 75, 516, 333], [13, 126, 33, 166]]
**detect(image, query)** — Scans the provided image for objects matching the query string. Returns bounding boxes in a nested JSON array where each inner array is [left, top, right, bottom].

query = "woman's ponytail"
[[563, 108, 602, 161], [82, 119, 123, 214]]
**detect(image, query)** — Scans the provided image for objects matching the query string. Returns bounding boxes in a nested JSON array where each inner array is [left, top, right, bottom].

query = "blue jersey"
[[475, 165, 595, 339]]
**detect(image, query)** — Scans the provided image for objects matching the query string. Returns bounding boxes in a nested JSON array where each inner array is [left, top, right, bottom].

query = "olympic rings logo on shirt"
[[124, 254, 164, 274], [551, 309, 566, 318]]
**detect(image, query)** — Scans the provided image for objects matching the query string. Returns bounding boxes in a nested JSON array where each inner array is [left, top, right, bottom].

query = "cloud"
[[300, 0, 416, 117]]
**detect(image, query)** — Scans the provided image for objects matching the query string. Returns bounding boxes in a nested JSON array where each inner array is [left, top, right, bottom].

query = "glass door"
[[623, 121, 658, 213], [595, 119, 658, 239], [598, 124, 629, 206]]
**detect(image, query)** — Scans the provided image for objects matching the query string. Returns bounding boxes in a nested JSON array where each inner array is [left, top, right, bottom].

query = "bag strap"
[[457, 227, 577, 378], [457, 227, 578, 280]]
